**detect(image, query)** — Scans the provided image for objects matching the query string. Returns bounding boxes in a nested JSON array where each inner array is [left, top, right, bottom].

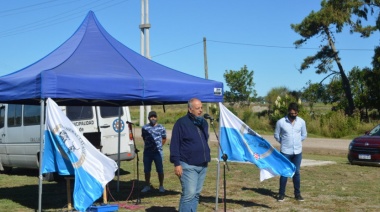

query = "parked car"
[[348, 124, 380, 166]]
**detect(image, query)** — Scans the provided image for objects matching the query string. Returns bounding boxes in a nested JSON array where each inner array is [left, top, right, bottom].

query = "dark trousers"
[[279, 152, 302, 196]]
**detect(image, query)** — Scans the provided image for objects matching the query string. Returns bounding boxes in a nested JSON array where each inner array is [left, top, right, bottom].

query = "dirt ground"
[[261, 135, 351, 157]]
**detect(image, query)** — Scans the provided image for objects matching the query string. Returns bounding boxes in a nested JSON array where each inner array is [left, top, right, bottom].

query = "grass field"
[[129, 103, 379, 139], [0, 137, 379, 212]]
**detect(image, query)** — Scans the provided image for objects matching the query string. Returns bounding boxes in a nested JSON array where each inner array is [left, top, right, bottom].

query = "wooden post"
[[66, 177, 73, 210], [103, 186, 107, 203]]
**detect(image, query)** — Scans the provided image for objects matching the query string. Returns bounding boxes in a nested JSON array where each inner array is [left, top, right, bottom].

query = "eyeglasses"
[[289, 113, 298, 115]]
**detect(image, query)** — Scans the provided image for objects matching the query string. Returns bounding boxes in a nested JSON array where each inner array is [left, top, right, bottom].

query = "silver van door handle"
[[100, 124, 110, 128]]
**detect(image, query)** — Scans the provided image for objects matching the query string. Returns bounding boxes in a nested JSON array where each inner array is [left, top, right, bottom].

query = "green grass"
[[130, 103, 379, 139], [1, 103, 379, 211], [1, 138, 379, 211]]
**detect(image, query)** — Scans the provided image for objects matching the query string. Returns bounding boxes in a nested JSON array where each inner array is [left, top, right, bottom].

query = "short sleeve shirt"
[[141, 124, 167, 152]]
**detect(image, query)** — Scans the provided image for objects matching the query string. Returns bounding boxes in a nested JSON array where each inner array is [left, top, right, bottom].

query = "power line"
[[208, 39, 374, 51], [0, 0, 58, 15], [151, 39, 374, 58], [1, 1, 374, 54], [151, 41, 203, 58], [0, 0, 129, 38]]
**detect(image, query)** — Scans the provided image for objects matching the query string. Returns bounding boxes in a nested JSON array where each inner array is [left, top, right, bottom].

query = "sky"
[[0, 0, 378, 97]]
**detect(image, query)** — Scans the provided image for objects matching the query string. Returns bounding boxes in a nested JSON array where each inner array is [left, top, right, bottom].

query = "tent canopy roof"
[[0, 11, 223, 106]]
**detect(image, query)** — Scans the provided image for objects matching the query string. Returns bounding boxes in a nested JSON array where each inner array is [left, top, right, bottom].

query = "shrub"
[[227, 106, 238, 117], [129, 103, 378, 139], [242, 110, 253, 123]]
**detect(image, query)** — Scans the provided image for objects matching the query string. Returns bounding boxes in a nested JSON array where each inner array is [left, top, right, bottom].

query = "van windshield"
[[100, 106, 124, 118], [66, 106, 93, 121]]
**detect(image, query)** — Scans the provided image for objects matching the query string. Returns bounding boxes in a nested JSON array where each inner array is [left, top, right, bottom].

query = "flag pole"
[[204, 113, 229, 212], [215, 154, 221, 211], [38, 98, 45, 212]]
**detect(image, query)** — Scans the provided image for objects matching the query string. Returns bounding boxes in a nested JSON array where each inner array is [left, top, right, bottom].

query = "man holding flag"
[[274, 102, 307, 202]]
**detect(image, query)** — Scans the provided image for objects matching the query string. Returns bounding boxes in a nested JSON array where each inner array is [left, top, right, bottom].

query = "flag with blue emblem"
[[218, 103, 295, 181], [42, 98, 118, 211]]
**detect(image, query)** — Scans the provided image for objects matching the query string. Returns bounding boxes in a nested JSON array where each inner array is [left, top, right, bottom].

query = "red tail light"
[[128, 123, 134, 140]]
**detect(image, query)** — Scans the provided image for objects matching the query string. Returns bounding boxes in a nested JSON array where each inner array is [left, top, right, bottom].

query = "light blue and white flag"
[[218, 103, 295, 181], [42, 98, 118, 211]]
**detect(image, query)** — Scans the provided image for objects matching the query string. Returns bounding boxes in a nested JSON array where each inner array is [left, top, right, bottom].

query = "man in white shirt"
[[274, 102, 307, 202]]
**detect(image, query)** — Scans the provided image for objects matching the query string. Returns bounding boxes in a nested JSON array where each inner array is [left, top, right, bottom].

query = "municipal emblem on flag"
[[43, 98, 118, 211], [218, 102, 296, 181], [254, 153, 260, 160]]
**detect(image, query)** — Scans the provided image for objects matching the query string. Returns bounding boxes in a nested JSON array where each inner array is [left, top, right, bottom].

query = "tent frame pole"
[[38, 99, 45, 212]]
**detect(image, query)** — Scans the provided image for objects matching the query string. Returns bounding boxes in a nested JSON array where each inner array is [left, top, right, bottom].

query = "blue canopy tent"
[[0, 11, 223, 106], [0, 11, 223, 211]]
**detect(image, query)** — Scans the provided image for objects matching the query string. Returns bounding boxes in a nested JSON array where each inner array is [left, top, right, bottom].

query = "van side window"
[[8, 104, 22, 127], [24, 105, 41, 126], [66, 106, 93, 121], [0, 106, 5, 128], [100, 106, 124, 118]]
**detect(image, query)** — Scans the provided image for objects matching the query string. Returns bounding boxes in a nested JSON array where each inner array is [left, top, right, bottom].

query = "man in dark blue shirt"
[[170, 98, 210, 212]]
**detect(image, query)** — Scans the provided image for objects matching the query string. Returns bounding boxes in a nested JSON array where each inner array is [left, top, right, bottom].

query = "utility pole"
[[203, 37, 208, 80], [139, 0, 151, 126], [203, 37, 210, 115]]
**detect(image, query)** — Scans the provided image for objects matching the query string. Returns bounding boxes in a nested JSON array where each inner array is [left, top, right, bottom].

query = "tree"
[[356, 66, 380, 114], [223, 65, 257, 105], [324, 77, 349, 111], [289, 90, 303, 101], [365, 68, 380, 113], [348, 66, 371, 119], [366, 47, 380, 112], [302, 81, 325, 113], [266, 88, 301, 127], [265, 87, 290, 110], [291, 0, 361, 115], [350, 0, 380, 38], [368, 48, 380, 97]]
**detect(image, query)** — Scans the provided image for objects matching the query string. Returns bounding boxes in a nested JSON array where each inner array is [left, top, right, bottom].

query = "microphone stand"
[[207, 117, 229, 212], [128, 122, 141, 205]]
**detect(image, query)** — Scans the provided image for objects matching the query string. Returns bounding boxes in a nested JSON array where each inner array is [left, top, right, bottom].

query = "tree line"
[[223, 0, 380, 121]]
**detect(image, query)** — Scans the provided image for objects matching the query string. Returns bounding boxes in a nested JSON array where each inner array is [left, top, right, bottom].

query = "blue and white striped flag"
[[42, 98, 118, 211], [219, 103, 295, 181]]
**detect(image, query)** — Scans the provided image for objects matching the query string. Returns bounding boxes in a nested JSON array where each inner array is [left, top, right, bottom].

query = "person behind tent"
[[141, 111, 167, 193]]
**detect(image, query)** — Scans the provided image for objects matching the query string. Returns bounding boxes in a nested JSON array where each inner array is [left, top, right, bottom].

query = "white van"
[[0, 103, 135, 174]]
